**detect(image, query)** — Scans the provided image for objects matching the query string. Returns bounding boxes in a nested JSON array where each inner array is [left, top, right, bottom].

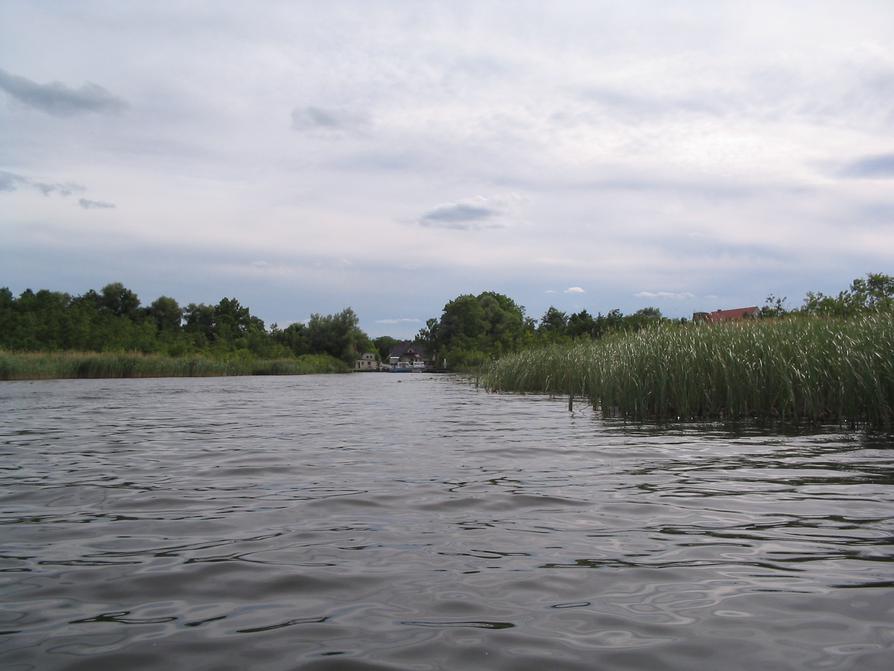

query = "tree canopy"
[[3, 273, 887, 372], [418, 291, 528, 368], [0, 283, 374, 365]]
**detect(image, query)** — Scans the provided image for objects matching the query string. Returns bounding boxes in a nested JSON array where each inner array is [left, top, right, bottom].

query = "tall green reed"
[[484, 313, 894, 429]]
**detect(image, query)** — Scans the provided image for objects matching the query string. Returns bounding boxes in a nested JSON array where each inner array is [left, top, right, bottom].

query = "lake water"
[[1, 374, 892, 670]]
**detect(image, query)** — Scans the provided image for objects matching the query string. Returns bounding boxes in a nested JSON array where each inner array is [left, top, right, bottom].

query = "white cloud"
[[564, 286, 585, 294], [635, 291, 696, 300], [375, 317, 421, 325]]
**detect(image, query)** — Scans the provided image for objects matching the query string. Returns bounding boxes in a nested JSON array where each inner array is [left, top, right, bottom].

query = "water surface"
[[1, 374, 892, 670]]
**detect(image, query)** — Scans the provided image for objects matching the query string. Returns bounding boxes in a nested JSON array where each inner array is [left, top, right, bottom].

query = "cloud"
[[634, 291, 696, 300], [418, 194, 522, 230], [35, 181, 85, 197], [0, 170, 85, 197], [838, 153, 894, 179], [0, 68, 127, 117], [0, 171, 26, 192], [78, 198, 115, 210], [375, 317, 421, 325], [421, 203, 495, 228], [291, 106, 370, 135], [563, 286, 585, 294]]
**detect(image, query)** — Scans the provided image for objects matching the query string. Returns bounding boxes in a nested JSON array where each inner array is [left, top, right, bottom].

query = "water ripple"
[[1, 375, 892, 670]]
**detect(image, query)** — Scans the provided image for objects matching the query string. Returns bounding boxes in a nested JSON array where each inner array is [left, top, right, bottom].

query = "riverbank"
[[484, 312, 894, 429], [0, 350, 350, 380]]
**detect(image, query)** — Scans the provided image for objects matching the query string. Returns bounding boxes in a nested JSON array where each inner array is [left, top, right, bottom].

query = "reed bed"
[[484, 313, 894, 429], [0, 351, 350, 380]]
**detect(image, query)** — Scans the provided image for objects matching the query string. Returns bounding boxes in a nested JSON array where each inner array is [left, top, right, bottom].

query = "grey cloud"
[[839, 153, 894, 179], [421, 203, 495, 228], [418, 195, 522, 231], [78, 198, 116, 210], [291, 106, 369, 134], [34, 181, 85, 197], [0, 170, 27, 192], [0, 68, 127, 117], [0, 170, 85, 197]]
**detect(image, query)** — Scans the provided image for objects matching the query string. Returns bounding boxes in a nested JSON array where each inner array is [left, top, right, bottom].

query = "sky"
[[1, 1, 893, 338]]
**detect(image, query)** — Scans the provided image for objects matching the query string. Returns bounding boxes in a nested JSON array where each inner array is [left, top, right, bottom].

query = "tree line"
[[415, 291, 671, 369], [416, 274, 893, 369], [0, 282, 374, 364], [762, 273, 894, 318], [2, 273, 889, 371]]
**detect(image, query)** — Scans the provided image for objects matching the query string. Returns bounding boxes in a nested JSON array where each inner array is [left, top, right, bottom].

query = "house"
[[354, 352, 379, 371], [693, 306, 760, 323], [387, 341, 430, 371]]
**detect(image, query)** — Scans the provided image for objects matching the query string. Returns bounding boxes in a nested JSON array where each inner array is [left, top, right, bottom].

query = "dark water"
[[1, 374, 892, 670]]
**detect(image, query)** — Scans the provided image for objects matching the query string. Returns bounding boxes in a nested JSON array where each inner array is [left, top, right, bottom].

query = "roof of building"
[[388, 340, 429, 359], [704, 306, 759, 322]]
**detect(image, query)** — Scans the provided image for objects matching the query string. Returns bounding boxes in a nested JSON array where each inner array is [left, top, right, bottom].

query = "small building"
[[387, 341, 430, 371], [354, 352, 379, 371], [693, 306, 760, 323]]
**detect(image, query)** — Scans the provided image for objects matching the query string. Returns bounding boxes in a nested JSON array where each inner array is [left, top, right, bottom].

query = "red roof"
[[705, 306, 759, 322]]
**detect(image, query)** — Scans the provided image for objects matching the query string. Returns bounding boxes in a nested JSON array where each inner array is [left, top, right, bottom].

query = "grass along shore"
[[0, 351, 350, 380], [484, 312, 894, 429]]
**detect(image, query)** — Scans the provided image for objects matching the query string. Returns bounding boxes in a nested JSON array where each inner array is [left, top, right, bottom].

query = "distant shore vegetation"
[[481, 274, 894, 429], [0, 283, 369, 380], [3, 273, 892, 404], [0, 351, 349, 381]]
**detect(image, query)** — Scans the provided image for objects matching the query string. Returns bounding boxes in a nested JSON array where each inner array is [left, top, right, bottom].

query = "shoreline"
[[0, 350, 351, 381]]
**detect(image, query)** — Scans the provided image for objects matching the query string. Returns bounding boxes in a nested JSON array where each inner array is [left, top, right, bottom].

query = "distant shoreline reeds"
[[0, 351, 350, 380], [484, 313, 894, 429]]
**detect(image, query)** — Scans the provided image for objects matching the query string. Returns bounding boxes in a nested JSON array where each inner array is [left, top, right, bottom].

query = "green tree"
[[538, 307, 568, 338], [622, 306, 663, 332], [844, 273, 894, 312], [425, 291, 528, 367], [373, 335, 400, 361], [801, 273, 894, 316], [148, 296, 182, 332], [567, 309, 596, 338], [416, 318, 440, 353], [182, 303, 216, 346], [274, 322, 310, 356], [100, 282, 141, 319], [306, 308, 369, 363], [213, 297, 263, 345], [761, 294, 788, 318]]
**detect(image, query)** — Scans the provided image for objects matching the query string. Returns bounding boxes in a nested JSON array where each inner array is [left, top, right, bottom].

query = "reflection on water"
[[1, 374, 892, 670]]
